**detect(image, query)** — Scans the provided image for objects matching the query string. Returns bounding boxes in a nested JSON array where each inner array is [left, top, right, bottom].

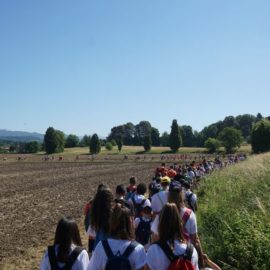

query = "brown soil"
[[0, 160, 160, 269]]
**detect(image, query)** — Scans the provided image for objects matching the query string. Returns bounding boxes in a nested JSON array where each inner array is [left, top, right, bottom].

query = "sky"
[[0, 0, 269, 137]]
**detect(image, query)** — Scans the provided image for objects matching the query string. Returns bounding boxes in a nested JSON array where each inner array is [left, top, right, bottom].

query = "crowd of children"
[[40, 155, 246, 270]]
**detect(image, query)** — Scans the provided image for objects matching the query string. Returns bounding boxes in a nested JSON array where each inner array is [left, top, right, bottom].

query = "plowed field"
[[0, 160, 160, 269]]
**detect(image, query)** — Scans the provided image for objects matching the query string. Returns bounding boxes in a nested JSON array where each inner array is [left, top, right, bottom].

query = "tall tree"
[[55, 130, 65, 153], [116, 135, 123, 152], [169, 119, 182, 152], [181, 125, 195, 147], [143, 135, 152, 152], [44, 127, 58, 154], [89, 134, 101, 154]]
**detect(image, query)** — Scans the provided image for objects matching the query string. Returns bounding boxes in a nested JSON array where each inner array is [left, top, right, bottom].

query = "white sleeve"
[[151, 195, 159, 213], [87, 242, 106, 270], [185, 211, 197, 235], [147, 244, 168, 270], [134, 218, 140, 229], [76, 249, 90, 270], [40, 250, 49, 270], [143, 199, 151, 208], [129, 244, 147, 270], [151, 215, 159, 235]]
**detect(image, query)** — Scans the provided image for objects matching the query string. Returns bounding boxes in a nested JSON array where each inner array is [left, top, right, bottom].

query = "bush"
[[251, 119, 270, 153], [105, 142, 113, 151], [143, 135, 152, 152], [204, 138, 221, 153], [218, 127, 243, 153]]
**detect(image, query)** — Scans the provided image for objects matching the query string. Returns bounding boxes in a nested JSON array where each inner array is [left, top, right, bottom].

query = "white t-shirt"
[[128, 194, 151, 209], [151, 207, 197, 236], [40, 244, 89, 270], [147, 240, 199, 270], [87, 238, 146, 270], [151, 191, 168, 213]]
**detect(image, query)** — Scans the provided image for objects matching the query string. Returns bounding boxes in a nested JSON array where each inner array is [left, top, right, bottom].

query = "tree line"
[[42, 113, 270, 155], [2, 113, 269, 155]]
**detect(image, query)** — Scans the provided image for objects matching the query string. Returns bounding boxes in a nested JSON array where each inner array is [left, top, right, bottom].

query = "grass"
[[197, 152, 270, 270], [36, 144, 251, 156]]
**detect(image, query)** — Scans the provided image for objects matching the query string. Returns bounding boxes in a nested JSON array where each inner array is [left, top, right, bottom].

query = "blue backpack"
[[102, 240, 138, 270]]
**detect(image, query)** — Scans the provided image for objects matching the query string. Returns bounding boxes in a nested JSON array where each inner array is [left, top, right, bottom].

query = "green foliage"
[[197, 153, 270, 270], [65, 134, 79, 148], [218, 127, 243, 153], [181, 125, 195, 147], [151, 127, 160, 146], [116, 135, 123, 152], [105, 142, 113, 151], [143, 135, 152, 152], [204, 137, 221, 153], [44, 127, 65, 154], [251, 119, 270, 153], [160, 132, 169, 146], [79, 135, 91, 147], [110, 139, 116, 146], [24, 141, 40, 153], [169, 119, 182, 152], [89, 134, 101, 154]]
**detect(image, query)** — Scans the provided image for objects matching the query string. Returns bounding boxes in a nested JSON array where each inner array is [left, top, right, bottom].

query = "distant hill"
[[0, 129, 44, 142]]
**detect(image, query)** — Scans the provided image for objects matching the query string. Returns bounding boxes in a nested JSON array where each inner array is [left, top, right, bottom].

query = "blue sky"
[[1, 0, 269, 137]]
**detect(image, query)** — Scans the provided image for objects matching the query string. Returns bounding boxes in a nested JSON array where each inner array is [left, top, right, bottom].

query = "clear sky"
[[1, 0, 269, 137]]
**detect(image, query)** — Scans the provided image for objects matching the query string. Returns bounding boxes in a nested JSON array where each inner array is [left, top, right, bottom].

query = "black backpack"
[[132, 197, 146, 217], [185, 192, 195, 212], [102, 240, 138, 270], [48, 245, 83, 270], [135, 217, 152, 245]]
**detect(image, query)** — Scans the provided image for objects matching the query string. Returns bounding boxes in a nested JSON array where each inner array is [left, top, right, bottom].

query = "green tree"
[[251, 119, 270, 153], [169, 119, 182, 152], [160, 132, 169, 146], [25, 141, 40, 153], [65, 134, 79, 148], [44, 127, 58, 154], [105, 142, 113, 151], [116, 135, 123, 152], [181, 125, 195, 147], [218, 127, 243, 153], [89, 134, 101, 154], [55, 130, 65, 153], [204, 138, 221, 153], [143, 135, 152, 152], [151, 127, 160, 146], [79, 135, 91, 147]]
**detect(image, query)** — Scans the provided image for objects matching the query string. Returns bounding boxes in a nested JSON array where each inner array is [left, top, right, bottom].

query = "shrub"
[[105, 142, 113, 151], [204, 137, 221, 153], [251, 119, 270, 153]]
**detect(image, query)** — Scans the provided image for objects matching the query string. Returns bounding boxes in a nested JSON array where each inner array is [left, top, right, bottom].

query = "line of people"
[[40, 157, 246, 270]]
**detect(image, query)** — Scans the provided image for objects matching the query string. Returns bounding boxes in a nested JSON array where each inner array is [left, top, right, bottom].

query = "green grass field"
[[197, 152, 270, 270], [38, 145, 252, 156]]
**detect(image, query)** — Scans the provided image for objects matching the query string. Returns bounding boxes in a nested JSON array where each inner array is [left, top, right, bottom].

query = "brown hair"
[[158, 203, 184, 246], [54, 217, 82, 262], [168, 189, 184, 211], [90, 187, 114, 233], [109, 203, 134, 240]]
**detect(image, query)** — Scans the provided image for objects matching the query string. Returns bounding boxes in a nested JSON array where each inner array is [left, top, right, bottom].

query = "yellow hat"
[[161, 176, 171, 184]]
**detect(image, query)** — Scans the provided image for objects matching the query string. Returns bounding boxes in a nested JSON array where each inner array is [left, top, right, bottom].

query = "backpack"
[[102, 240, 138, 270], [48, 245, 83, 270], [156, 241, 195, 270], [135, 217, 152, 245], [132, 197, 146, 217], [182, 208, 192, 242], [149, 182, 162, 197], [185, 192, 195, 212]]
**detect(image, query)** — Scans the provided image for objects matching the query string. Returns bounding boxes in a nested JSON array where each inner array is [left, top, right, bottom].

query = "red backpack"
[[156, 241, 195, 270]]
